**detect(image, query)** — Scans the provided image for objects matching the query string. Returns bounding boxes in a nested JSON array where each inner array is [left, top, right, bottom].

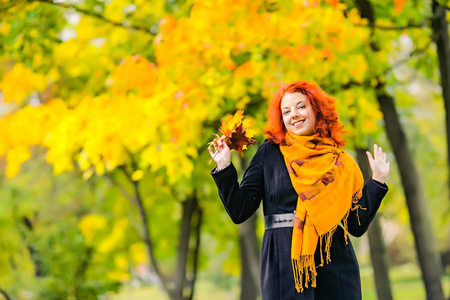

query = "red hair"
[[264, 81, 346, 146]]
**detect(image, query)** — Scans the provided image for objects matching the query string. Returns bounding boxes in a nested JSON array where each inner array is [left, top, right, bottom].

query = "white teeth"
[[293, 120, 304, 127]]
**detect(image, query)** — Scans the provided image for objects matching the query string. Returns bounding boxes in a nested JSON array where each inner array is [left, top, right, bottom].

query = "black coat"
[[211, 141, 389, 300]]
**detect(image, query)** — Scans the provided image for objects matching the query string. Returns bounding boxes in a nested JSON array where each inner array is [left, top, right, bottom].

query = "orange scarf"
[[280, 133, 364, 293]]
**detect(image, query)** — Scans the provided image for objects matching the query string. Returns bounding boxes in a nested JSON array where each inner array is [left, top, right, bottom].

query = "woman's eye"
[[283, 111, 290, 115]]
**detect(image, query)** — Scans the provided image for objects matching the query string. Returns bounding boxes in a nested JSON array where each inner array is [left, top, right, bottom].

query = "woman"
[[209, 81, 390, 299]]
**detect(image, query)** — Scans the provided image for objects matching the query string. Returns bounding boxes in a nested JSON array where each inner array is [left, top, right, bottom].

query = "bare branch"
[[327, 40, 433, 94], [104, 173, 136, 203], [353, 18, 429, 31], [32, 0, 156, 36], [387, 40, 433, 72]]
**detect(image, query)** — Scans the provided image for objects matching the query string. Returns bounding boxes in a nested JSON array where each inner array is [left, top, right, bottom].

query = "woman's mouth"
[[292, 120, 305, 128]]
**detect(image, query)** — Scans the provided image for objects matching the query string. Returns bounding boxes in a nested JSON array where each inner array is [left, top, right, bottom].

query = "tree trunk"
[[121, 168, 203, 300], [356, 148, 393, 300], [73, 246, 93, 299], [238, 213, 260, 300], [131, 178, 173, 299], [174, 195, 195, 300], [188, 205, 202, 300], [174, 194, 198, 300], [432, 0, 450, 197], [354, 2, 445, 299], [377, 90, 445, 300], [20, 216, 45, 277]]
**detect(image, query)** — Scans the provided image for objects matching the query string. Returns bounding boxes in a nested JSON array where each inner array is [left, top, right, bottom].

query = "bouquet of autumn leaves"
[[209, 110, 257, 161]]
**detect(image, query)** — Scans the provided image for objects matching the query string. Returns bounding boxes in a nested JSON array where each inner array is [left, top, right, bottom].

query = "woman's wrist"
[[372, 174, 386, 184], [217, 162, 231, 171]]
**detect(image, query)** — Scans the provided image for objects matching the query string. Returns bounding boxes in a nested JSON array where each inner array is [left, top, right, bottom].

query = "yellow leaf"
[[94, 161, 105, 176], [104, 0, 128, 22], [6, 146, 31, 178], [220, 109, 244, 136], [0, 21, 11, 36], [114, 254, 129, 269], [132, 170, 144, 181], [1, 64, 46, 104], [78, 214, 108, 245], [130, 242, 148, 264], [106, 270, 131, 281], [98, 218, 129, 253]]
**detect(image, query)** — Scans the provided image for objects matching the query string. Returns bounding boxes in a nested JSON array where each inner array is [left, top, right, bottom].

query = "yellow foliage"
[[0, 64, 46, 104], [114, 254, 129, 269], [76, 17, 110, 41], [0, 58, 203, 182], [0, 0, 389, 188], [106, 270, 131, 282], [98, 218, 129, 253], [132, 170, 144, 181], [111, 56, 159, 97], [0, 99, 68, 176], [130, 242, 148, 264], [0, 21, 11, 36], [104, 0, 129, 22], [78, 214, 108, 245], [223, 255, 240, 276], [5, 146, 31, 178], [349, 54, 369, 83]]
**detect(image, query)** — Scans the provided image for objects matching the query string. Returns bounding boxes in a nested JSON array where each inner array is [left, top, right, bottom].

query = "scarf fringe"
[[292, 255, 317, 293], [351, 188, 366, 226], [293, 187, 364, 292]]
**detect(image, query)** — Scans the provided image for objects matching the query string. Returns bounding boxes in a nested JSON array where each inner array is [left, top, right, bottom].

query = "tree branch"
[[104, 173, 135, 204], [0, 0, 22, 13], [188, 205, 202, 300], [344, 2, 429, 31], [387, 40, 433, 72], [329, 40, 433, 94], [0, 289, 12, 300], [32, 0, 156, 36], [353, 19, 428, 31], [116, 165, 173, 299]]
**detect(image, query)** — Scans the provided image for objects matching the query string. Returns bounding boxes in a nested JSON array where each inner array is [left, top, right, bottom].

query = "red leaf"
[[225, 123, 257, 156]]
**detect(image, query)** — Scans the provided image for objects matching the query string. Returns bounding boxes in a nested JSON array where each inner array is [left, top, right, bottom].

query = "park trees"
[[0, 0, 448, 299]]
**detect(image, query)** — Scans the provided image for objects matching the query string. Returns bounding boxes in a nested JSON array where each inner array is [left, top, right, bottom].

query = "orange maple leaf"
[[213, 110, 257, 157]]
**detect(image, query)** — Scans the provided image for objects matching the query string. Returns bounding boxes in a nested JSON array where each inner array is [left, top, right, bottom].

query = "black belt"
[[264, 213, 295, 229]]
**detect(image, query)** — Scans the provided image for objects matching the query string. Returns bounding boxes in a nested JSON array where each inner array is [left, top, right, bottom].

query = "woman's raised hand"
[[209, 135, 231, 169], [366, 144, 390, 183]]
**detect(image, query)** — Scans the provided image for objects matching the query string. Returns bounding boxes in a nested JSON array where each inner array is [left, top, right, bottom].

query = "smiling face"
[[281, 92, 316, 136]]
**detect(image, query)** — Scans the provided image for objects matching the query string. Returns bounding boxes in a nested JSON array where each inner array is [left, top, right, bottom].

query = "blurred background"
[[0, 0, 449, 299]]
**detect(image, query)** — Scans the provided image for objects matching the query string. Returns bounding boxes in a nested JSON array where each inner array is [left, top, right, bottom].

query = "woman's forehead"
[[281, 93, 308, 106]]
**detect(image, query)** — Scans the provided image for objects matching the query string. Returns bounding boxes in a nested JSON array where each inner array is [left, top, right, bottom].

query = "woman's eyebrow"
[[282, 101, 306, 109]]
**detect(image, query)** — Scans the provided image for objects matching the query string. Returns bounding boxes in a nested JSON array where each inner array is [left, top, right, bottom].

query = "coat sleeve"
[[211, 142, 266, 224], [346, 179, 389, 237]]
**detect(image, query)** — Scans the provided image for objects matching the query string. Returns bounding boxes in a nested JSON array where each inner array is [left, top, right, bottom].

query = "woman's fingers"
[[374, 144, 387, 162], [366, 151, 374, 168], [210, 137, 227, 158], [374, 144, 381, 158]]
